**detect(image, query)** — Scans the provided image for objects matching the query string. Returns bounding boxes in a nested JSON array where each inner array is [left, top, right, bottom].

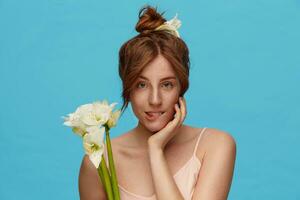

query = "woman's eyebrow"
[[138, 75, 177, 81]]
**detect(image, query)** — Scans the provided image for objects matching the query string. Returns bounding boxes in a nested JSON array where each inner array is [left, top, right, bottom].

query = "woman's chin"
[[138, 111, 174, 133], [143, 121, 168, 133]]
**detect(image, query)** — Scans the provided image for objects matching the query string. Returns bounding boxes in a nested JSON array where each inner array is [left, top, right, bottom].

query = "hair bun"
[[135, 6, 166, 34]]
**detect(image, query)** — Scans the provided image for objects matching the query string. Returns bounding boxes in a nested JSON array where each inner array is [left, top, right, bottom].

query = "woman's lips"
[[145, 112, 165, 121]]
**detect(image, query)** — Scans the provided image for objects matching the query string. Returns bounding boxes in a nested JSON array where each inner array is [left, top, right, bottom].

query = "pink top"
[[103, 127, 207, 200]]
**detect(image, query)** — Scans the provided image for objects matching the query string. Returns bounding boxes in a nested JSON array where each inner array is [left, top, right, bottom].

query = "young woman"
[[78, 5, 236, 200]]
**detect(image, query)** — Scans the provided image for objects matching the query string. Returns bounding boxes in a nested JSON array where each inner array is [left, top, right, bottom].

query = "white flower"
[[166, 13, 181, 29], [83, 126, 105, 168], [63, 112, 88, 137], [107, 110, 121, 128], [63, 100, 119, 136], [91, 100, 117, 126], [154, 13, 182, 37]]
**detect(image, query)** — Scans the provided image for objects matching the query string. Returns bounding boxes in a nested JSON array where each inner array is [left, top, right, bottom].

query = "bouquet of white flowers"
[[63, 100, 121, 200]]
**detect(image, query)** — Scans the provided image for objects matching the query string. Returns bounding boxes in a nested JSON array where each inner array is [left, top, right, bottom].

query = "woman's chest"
[[112, 138, 201, 197], [115, 148, 155, 196]]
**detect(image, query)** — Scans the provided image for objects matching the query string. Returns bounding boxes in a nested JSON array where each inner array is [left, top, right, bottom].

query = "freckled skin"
[[129, 54, 181, 133]]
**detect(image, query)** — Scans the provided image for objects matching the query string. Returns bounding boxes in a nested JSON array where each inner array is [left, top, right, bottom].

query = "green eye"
[[137, 82, 146, 88]]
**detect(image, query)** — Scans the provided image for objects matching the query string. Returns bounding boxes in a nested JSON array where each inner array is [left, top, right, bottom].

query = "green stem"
[[105, 125, 121, 200], [97, 164, 104, 183], [98, 155, 114, 200]]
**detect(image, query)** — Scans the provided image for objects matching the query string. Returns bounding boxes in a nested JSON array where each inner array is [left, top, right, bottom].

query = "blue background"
[[1, 0, 299, 199]]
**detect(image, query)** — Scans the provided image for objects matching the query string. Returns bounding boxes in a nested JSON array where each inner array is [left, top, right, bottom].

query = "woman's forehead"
[[137, 75, 177, 81], [139, 55, 177, 80]]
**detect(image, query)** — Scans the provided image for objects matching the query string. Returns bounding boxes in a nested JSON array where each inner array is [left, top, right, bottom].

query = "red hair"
[[118, 5, 190, 113]]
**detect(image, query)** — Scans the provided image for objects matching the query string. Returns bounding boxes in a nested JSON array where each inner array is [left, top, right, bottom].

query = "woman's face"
[[129, 54, 181, 133]]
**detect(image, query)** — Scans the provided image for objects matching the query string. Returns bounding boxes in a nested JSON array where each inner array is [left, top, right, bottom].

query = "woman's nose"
[[149, 88, 162, 106]]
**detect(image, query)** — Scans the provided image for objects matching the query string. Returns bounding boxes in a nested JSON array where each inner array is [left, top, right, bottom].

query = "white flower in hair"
[[154, 13, 182, 38]]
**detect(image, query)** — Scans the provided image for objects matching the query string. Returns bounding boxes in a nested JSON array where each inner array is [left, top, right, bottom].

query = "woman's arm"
[[192, 129, 236, 200], [147, 97, 187, 200], [78, 155, 107, 200], [148, 143, 185, 200]]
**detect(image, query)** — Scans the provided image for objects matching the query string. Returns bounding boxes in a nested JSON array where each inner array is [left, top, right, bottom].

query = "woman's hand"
[[148, 96, 187, 150]]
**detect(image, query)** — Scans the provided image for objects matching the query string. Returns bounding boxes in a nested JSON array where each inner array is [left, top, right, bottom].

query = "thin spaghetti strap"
[[193, 127, 207, 156]]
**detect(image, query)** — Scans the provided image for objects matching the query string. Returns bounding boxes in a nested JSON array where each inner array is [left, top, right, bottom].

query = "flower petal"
[[107, 110, 121, 128], [84, 127, 105, 146], [88, 150, 103, 168]]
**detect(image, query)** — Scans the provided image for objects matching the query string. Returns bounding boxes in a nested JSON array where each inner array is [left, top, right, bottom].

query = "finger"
[[174, 103, 181, 121], [174, 103, 182, 128], [172, 103, 181, 123], [179, 97, 184, 122], [179, 97, 186, 124], [182, 97, 187, 120]]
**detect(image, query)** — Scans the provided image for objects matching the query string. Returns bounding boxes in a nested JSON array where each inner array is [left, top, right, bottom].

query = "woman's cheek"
[[163, 106, 175, 122]]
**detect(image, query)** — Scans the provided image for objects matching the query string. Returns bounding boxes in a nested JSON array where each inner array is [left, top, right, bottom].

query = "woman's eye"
[[162, 82, 173, 88], [137, 82, 146, 88]]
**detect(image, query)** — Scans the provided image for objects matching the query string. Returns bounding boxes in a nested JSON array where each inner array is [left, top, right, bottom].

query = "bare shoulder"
[[80, 154, 97, 172], [78, 155, 107, 200], [204, 128, 236, 143], [202, 127, 237, 155], [191, 128, 236, 199]]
